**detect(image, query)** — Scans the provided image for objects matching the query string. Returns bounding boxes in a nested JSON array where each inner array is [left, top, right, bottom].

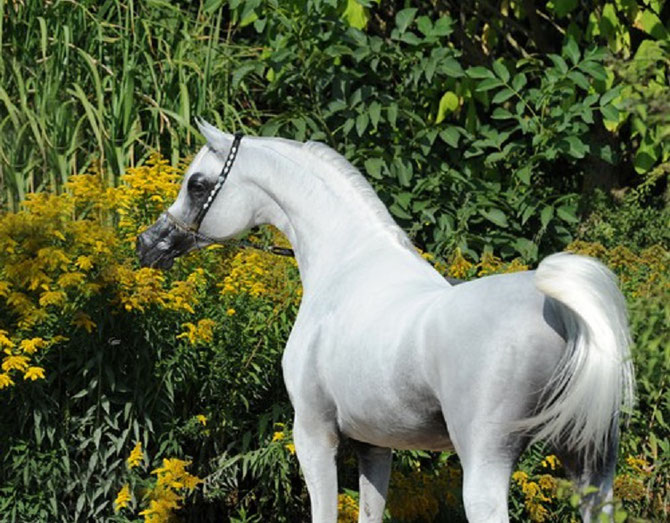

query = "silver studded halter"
[[163, 133, 294, 257], [163, 132, 243, 244]]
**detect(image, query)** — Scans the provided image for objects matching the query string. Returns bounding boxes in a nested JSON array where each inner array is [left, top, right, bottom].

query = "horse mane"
[[301, 141, 414, 251]]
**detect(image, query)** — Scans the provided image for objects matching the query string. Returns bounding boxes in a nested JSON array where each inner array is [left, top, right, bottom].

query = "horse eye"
[[188, 177, 209, 195]]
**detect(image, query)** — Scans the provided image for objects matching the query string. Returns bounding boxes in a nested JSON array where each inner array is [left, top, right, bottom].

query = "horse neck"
[[248, 140, 424, 292]]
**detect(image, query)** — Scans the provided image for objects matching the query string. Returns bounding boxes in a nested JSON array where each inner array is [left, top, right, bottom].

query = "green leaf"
[[562, 135, 588, 158], [515, 165, 532, 184], [557, 204, 579, 223], [467, 66, 495, 79], [548, 54, 568, 74], [491, 107, 514, 119], [369, 101, 382, 129], [395, 8, 418, 33], [492, 60, 510, 82], [513, 238, 537, 260], [387, 104, 398, 128], [568, 70, 590, 90], [562, 36, 581, 65], [578, 61, 607, 81], [442, 57, 465, 77], [390, 203, 412, 220], [364, 157, 384, 179], [436, 91, 459, 123], [480, 208, 508, 228], [540, 205, 554, 228], [492, 88, 515, 104], [356, 112, 369, 136], [633, 138, 659, 174], [475, 78, 503, 92], [635, 9, 668, 40], [511, 73, 527, 91], [600, 104, 619, 123], [553, 0, 577, 17], [439, 127, 460, 147], [599, 86, 622, 106]]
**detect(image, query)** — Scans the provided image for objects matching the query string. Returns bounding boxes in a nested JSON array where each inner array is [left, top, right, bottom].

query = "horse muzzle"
[[136, 214, 196, 270]]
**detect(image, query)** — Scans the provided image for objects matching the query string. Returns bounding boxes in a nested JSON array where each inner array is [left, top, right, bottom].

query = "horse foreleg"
[[353, 442, 392, 523], [293, 414, 340, 523]]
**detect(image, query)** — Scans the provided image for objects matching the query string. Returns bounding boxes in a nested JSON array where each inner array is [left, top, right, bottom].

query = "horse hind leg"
[[454, 428, 527, 523], [553, 420, 620, 522], [352, 441, 392, 523]]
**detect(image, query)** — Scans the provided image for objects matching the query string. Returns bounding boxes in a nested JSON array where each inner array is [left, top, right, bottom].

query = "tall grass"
[[0, 0, 264, 210]]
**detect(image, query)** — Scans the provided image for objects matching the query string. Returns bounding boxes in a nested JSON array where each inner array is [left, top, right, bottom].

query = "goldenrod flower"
[[38, 290, 66, 307], [75, 255, 94, 271], [0, 331, 14, 349], [2, 354, 29, 372], [127, 441, 144, 469], [23, 367, 45, 381], [72, 312, 97, 333], [0, 373, 14, 389], [19, 337, 46, 355], [541, 454, 560, 470], [114, 483, 131, 512], [151, 458, 201, 491], [176, 319, 216, 346]]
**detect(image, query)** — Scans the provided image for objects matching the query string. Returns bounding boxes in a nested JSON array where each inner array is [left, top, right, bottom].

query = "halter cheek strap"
[[193, 132, 244, 230]]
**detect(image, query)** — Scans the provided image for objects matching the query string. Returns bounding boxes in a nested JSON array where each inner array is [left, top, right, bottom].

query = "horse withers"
[[136, 121, 635, 522]]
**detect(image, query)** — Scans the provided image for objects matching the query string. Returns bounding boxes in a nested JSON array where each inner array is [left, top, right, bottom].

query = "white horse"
[[136, 120, 635, 522]]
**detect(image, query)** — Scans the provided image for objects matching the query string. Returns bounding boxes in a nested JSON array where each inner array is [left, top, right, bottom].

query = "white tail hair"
[[519, 252, 635, 465]]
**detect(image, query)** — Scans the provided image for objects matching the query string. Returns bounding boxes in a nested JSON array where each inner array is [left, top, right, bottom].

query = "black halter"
[[164, 133, 294, 257]]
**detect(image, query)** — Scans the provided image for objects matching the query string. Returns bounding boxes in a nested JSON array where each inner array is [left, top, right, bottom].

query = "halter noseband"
[[163, 132, 294, 257]]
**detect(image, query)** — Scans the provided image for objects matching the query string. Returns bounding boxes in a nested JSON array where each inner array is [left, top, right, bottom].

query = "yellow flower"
[[0, 373, 14, 389], [72, 311, 97, 333], [19, 337, 46, 355], [196, 414, 207, 426], [337, 493, 359, 522], [114, 483, 131, 512], [226, 308, 236, 316], [2, 354, 30, 372], [541, 454, 560, 470], [512, 470, 529, 485], [0, 331, 15, 349], [151, 458, 202, 491], [285, 443, 296, 455], [23, 367, 45, 381], [75, 255, 93, 271], [38, 290, 66, 307], [272, 431, 285, 442], [448, 248, 473, 279], [176, 319, 216, 346], [127, 441, 144, 469]]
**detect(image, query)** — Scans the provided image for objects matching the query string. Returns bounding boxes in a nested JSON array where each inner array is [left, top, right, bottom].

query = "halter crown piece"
[[164, 132, 294, 257]]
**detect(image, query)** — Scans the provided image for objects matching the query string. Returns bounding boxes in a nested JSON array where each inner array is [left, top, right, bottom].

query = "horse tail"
[[520, 252, 635, 465]]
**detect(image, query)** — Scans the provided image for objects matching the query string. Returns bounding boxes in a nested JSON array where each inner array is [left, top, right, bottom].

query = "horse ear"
[[196, 117, 233, 153]]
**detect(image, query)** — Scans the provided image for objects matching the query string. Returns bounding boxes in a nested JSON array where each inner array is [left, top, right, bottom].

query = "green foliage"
[[0, 0, 262, 209], [2, 0, 668, 263]]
